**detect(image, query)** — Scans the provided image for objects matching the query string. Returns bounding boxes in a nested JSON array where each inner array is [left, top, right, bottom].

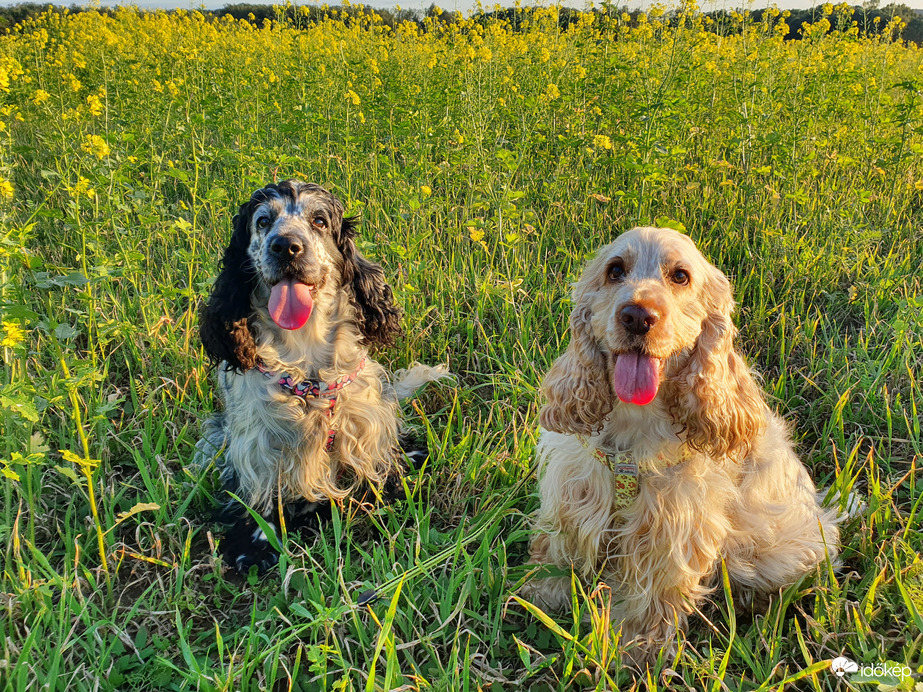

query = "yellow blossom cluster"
[[0, 321, 26, 348], [81, 134, 110, 159]]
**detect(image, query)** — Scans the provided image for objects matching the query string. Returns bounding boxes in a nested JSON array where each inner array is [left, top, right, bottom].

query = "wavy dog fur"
[[526, 227, 840, 664], [196, 181, 447, 571]]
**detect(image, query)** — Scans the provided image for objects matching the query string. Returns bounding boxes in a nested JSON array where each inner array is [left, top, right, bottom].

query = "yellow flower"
[[68, 74, 81, 92], [593, 134, 613, 150], [0, 178, 13, 200], [31, 89, 50, 106], [1, 321, 26, 348], [468, 226, 488, 251], [82, 134, 110, 159], [346, 89, 361, 106], [544, 83, 560, 101], [68, 176, 94, 198], [86, 94, 103, 116], [421, 185, 432, 197]]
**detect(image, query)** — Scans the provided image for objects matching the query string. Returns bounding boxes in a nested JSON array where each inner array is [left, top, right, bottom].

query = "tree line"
[[1, 1, 921, 44]]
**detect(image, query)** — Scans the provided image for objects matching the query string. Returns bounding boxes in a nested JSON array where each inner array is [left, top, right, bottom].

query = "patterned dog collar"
[[254, 357, 367, 451], [255, 357, 367, 400], [576, 435, 689, 509], [577, 435, 638, 509]]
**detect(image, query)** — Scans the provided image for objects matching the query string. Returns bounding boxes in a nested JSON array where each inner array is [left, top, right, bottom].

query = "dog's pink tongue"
[[268, 279, 314, 330], [613, 352, 661, 406]]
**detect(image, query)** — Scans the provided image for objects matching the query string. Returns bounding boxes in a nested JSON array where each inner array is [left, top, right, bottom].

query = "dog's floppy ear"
[[199, 200, 259, 372], [336, 216, 402, 346], [540, 302, 613, 435], [668, 267, 766, 459]]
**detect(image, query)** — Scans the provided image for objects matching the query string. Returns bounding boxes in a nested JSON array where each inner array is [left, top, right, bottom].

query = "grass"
[[0, 3, 921, 690]]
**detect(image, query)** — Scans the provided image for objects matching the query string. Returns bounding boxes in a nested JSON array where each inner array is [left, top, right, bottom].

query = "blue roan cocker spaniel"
[[195, 180, 449, 573]]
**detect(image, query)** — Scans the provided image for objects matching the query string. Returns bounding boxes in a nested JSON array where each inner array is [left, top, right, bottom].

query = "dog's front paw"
[[398, 432, 428, 470], [619, 622, 679, 670], [519, 573, 575, 613], [223, 516, 280, 575]]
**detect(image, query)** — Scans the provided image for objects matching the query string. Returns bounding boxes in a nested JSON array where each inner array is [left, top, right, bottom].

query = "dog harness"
[[255, 357, 367, 451], [576, 435, 689, 509]]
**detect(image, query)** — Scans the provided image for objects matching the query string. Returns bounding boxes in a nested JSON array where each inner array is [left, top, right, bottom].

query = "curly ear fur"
[[199, 201, 258, 372], [668, 270, 766, 459], [540, 304, 613, 435], [337, 216, 402, 346]]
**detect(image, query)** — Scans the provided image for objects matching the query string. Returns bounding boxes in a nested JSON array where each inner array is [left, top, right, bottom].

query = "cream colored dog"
[[525, 227, 839, 663]]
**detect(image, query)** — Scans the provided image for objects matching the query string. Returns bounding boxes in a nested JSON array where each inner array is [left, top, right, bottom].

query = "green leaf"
[[654, 216, 687, 232], [365, 576, 405, 692], [54, 465, 81, 483], [226, 492, 282, 552], [0, 393, 38, 422]]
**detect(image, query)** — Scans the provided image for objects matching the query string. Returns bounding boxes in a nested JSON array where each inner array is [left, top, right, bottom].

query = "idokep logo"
[[830, 657, 859, 677], [829, 656, 912, 680]]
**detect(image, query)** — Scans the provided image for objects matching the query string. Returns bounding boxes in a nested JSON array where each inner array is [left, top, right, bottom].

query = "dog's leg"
[[221, 508, 283, 575], [218, 491, 333, 575], [523, 443, 619, 612], [219, 435, 409, 575], [608, 464, 734, 666], [198, 412, 284, 574], [193, 412, 228, 468], [521, 532, 580, 612]]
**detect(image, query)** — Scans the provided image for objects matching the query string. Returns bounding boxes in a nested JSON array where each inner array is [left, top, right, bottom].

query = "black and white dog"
[[195, 180, 449, 572]]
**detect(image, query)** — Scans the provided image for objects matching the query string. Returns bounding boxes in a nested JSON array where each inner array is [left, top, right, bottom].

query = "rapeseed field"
[[0, 3, 921, 689]]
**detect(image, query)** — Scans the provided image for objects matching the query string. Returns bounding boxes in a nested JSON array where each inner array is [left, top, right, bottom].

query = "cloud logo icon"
[[831, 657, 859, 677]]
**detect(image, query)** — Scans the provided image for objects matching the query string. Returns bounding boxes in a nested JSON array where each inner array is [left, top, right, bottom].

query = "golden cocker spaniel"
[[526, 227, 840, 663]]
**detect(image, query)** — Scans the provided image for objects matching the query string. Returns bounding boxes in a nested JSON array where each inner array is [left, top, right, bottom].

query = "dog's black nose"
[[620, 304, 657, 335], [269, 235, 303, 260]]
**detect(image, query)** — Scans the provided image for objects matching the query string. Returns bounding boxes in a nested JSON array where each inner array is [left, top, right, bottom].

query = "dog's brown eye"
[[607, 262, 625, 282], [671, 269, 690, 286], [256, 216, 270, 230], [312, 216, 327, 229]]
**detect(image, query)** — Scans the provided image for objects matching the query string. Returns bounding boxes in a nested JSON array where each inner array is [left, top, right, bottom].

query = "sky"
[[12, 0, 923, 15]]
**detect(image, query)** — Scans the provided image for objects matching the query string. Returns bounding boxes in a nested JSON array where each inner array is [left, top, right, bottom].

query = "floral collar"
[[254, 357, 366, 401], [576, 434, 690, 509], [253, 356, 367, 452]]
